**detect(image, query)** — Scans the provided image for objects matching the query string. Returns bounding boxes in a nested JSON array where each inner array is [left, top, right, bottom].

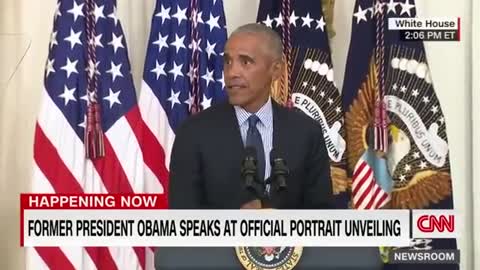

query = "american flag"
[[138, 0, 228, 182], [343, 0, 457, 267], [350, 147, 391, 209], [342, 0, 396, 210], [30, 0, 164, 269], [256, 0, 350, 208]]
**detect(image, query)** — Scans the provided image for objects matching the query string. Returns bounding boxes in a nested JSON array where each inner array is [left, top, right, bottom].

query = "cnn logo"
[[412, 210, 458, 238], [417, 215, 454, 232]]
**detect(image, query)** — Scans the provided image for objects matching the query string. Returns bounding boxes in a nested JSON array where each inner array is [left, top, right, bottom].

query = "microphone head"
[[270, 148, 288, 171], [269, 148, 281, 165], [242, 147, 258, 189]]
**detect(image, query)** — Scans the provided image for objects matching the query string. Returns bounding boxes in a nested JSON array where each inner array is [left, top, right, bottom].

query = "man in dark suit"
[[169, 23, 333, 209]]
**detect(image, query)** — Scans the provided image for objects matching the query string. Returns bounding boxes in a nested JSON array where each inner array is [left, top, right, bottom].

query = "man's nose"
[[225, 61, 240, 79]]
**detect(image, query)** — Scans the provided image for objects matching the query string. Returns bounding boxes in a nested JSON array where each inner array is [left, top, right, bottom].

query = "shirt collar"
[[234, 97, 273, 129]]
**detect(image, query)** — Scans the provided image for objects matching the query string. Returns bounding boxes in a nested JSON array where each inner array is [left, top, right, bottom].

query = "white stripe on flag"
[[144, 164, 164, 194], [139, 80, 175, 169], [108, 247, 143, 270], [37, 92, 105, 191], [351, 162, 369, 191], [31, 164, 55, 193], [106, 117, 147, 194], [145, 247, 156, 270], [357, 183, 376, 209], [353, 174, 374, 207], [26, 248, 50, 270]]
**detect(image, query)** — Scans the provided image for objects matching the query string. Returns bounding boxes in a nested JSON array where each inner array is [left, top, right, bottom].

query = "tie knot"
[[247, 115, 260, 128]]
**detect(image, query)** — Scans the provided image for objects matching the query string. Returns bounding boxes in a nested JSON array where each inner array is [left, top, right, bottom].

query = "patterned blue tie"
[[246, 115, 265, 182]]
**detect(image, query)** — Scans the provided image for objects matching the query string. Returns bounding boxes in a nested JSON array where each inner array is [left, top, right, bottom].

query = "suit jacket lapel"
[[272, 100, 288, 154], [222, 103, 245, 157]]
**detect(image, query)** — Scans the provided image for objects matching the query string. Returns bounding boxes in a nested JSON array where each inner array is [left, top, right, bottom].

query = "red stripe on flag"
[[364, 185, 382, 209], [20, 207, 24, 246], [34, 247, 76, 270], [374, 192, 389, 209], [374, 125, 388, 152], [34, 124, 119, 270], [85, 247, 120, 270], [352, 161, 367, 180], [135, 247, 146, 268], [352, 164, 371, 196], [125, 106, 169, 207], [354, 171, 374, 209], [92, 137, 134, 194], [34, 124, 83, 194]]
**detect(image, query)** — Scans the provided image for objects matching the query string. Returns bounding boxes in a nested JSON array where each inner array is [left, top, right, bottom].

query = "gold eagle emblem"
[[345, 54, 452, 209]]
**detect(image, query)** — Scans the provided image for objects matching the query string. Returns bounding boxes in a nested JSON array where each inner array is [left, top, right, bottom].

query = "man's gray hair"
[[230, 23, 283, 60]]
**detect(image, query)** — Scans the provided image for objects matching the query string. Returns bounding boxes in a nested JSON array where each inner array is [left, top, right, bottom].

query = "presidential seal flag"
[[235, 246, 303, 270], [342, 0, 457, 269], [30, 0, 165, 269], [139, 0, 228, 206], [257, 0, 349, 208]]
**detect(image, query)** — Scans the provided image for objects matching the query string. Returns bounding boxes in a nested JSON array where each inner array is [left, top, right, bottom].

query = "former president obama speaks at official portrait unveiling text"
[[168, 23, 333, 210]]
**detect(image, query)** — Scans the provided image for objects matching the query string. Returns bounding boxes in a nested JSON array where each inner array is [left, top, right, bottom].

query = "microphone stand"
[[264, 156, 289, 208], [241, 149, 265, 205]]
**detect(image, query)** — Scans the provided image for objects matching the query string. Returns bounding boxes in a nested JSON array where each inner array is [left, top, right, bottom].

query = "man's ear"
[[271, 58, 284, 82]]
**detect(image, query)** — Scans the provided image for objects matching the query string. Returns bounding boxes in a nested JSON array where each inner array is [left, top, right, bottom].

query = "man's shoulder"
[[277, 105, 322, 133], [177, 102, 232, 131]]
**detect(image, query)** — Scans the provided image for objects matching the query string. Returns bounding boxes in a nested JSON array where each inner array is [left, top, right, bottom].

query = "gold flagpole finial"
[[322, 0, 336, 39]]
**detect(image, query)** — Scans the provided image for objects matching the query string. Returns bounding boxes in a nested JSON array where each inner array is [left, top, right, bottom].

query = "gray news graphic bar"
[[390, 250, 460, 264]]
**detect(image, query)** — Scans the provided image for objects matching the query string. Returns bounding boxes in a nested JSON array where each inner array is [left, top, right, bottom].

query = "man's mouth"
[[227, 84, 246, 90]]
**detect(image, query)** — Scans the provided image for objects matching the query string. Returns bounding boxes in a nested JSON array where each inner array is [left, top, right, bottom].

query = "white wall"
[[0, 0, 474, 269], [471, 0, 480, 267], [412, 2, 472, 270]]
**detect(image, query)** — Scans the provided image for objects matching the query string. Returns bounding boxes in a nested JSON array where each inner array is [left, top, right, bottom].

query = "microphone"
[[241, 147, 259, 193], [269, 148, 288, 191]]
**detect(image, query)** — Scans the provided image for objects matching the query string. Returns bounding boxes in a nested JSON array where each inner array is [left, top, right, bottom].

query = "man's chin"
[[227, 96, 246, 107]]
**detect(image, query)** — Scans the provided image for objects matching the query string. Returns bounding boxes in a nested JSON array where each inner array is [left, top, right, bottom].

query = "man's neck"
[[242, 96, 270, 113]]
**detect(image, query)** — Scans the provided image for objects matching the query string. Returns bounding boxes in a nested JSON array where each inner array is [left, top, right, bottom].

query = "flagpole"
[[372, 0, 389, 155], [281, 0, 293, 108], [189, 0, 201, 114], [85, 0, 105, 159]]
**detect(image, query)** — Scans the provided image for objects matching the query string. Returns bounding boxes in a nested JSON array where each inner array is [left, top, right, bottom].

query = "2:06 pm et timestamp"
[[399, 30, 459, 41]]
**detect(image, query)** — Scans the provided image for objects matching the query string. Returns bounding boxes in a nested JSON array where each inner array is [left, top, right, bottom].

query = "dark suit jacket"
[[168, 100, 333, 209]]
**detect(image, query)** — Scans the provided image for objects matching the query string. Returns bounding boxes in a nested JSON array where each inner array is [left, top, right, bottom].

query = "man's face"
[[223, 32, 281, 112]]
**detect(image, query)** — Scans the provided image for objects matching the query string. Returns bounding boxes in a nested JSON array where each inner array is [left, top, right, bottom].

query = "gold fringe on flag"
[[270, 54, 290, 106]]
